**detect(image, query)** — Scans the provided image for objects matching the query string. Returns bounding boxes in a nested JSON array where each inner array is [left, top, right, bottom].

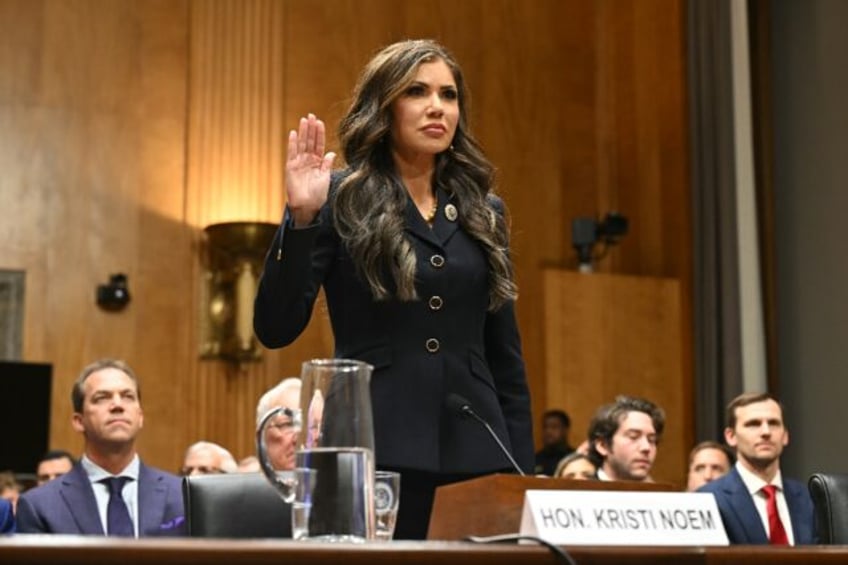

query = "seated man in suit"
[[16, 358, 186, 537], [698, 392, 815, 545], [587, 395, 665, 482]]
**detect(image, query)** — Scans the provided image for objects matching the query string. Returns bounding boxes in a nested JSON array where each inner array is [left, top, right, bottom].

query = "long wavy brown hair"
[[334, 39, 517, 311]]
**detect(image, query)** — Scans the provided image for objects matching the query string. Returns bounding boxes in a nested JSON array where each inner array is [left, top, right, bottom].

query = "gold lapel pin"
[[445, 204, 458, 222]]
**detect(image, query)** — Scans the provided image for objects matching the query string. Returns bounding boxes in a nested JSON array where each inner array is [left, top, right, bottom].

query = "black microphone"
[[446, 393, 525, 476]]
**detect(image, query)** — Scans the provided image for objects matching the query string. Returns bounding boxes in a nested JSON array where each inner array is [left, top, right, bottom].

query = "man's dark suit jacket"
[[698, 466, 816, 544], [254, 175, 534, 475], [15, 462, 185, 536], [0, 499, 14, 533]]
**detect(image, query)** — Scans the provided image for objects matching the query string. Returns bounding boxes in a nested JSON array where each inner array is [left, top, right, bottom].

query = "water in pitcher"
[[294, 447, 375, 542]]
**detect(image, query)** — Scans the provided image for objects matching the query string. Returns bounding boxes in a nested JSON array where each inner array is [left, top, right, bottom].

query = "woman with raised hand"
[[255, 39, 533, 539]]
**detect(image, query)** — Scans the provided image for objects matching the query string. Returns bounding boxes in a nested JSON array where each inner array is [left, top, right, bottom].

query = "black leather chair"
[[808, 472, 848, 544], [182, 472, 292, 538]]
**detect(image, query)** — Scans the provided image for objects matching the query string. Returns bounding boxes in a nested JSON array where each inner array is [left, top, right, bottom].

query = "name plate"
[[519, 490, 728, 546]]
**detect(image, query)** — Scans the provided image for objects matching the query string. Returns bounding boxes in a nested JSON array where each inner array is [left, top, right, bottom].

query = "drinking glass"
[[374, 471, 401, 541]]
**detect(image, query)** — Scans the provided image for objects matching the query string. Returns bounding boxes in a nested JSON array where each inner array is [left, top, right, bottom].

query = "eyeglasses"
[[268, 420, 300, 436]]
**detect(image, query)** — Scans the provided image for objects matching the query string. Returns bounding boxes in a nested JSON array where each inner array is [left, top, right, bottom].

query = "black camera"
[[571, 212, 629, 272], [96, 273, 131, 311], [597, 212, 629, 243]]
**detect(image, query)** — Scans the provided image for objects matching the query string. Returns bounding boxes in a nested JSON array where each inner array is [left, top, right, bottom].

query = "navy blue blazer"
[[15, 462, 185, 536], [0, 498, 14, 533], [698, 466, 816, 545], [254, 176, 534, 475]]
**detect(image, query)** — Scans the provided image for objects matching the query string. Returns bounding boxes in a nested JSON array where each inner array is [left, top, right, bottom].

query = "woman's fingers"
[[322, 152, 336, 173], [285, 114, 331, 214], [305, 113, 317, 154], [286, 129, 298, 162], [289, 114, 328, 161], [297, 116, 308, 155], [314, 118, 326, 158]]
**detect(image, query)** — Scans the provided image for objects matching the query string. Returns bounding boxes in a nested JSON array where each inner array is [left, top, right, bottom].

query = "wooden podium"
[[427, 474, 674, 540]]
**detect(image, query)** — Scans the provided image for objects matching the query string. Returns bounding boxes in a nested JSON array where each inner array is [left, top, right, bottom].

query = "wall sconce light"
[[199, 221, 278, 362]]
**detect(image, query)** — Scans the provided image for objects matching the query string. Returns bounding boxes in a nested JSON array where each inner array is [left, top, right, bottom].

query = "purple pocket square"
[[160, 516, 185, 530]]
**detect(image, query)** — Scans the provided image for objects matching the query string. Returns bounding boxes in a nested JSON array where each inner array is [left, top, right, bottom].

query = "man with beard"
[[587, 395, 664, 482], [16, 359, 185, 536], [698, 393, 815, 545]]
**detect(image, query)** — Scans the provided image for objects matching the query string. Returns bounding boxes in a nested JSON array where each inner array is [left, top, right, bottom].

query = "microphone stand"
[[460, 405, 526, 477]]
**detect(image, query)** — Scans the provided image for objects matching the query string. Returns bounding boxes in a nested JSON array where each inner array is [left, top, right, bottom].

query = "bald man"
[[180, 441, 237, 476]]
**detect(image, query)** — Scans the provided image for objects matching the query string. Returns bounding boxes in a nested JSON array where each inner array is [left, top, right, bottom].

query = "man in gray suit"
[[16, 359, 185, 536]]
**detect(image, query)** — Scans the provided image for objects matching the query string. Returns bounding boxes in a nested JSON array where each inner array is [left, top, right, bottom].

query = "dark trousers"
[[380, 467, 486, 540]]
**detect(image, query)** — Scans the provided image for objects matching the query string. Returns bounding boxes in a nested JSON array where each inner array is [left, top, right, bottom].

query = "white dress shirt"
[[734, 461, 795, 545], [80, 454, 141, 537]]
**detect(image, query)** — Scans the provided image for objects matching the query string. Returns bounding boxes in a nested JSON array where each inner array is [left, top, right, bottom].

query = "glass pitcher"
[[257, 359, 376, 541]]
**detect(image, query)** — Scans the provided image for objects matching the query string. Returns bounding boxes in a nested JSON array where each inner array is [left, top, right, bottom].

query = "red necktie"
[[762, 484, 789, 545]]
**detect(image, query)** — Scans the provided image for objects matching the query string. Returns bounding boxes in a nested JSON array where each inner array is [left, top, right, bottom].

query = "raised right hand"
[[285, 113, 336, 226]]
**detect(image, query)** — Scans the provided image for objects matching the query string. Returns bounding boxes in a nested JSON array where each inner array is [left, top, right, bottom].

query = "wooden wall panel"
[[184, 0, 283, 461], [590, 1, 694, 471], [186, 0, 285, 227], [545, 271, 686, 485], [1, 0, 691, 474], [0, 0, 192, 470]]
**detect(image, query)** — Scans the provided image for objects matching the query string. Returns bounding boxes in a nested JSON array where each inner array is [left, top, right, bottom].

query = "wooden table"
[[3, 536, 848, 565]]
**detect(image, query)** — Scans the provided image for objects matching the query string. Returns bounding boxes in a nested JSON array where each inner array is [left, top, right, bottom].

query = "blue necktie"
[[101, 477, 134, 537]]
